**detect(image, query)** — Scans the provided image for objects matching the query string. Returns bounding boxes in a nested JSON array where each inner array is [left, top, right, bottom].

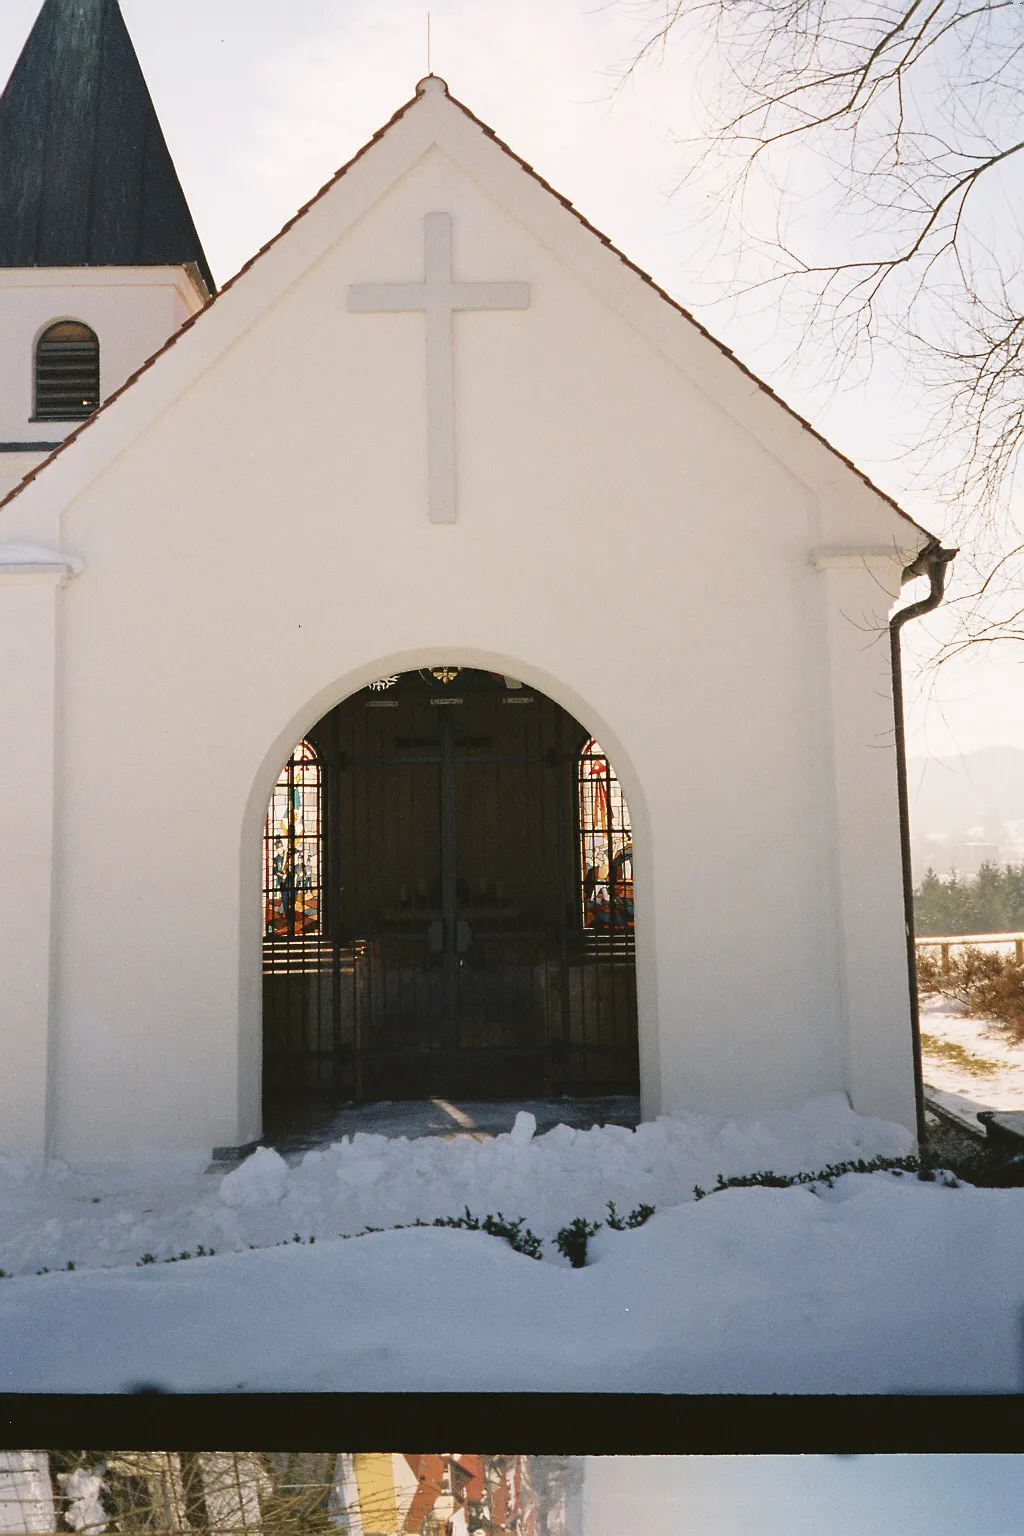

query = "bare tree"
[[618, 0, 1024, 646], [0, 1455, 570, 1536]]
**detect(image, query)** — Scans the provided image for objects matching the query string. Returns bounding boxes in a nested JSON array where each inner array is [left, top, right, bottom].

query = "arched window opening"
[[261, 672, 639, 1119], [263, 740, 321, 938], [579, 737, 633, 932], [34, 321, 100, 421]]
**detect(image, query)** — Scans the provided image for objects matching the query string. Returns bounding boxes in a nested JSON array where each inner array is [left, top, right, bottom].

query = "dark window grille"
[[263, 740, 322, 938], [579, 737, 634, 931], [34, 321, 100, 420]]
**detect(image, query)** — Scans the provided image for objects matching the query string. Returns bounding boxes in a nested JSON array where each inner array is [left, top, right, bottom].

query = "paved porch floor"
[[263, 1094, 641, 1160]]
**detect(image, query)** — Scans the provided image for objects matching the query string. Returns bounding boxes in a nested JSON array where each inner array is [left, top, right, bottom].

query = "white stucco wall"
[[0, 88, 929, 1160], [0, 569, 63, 1158], [0, 266, 208, 499]]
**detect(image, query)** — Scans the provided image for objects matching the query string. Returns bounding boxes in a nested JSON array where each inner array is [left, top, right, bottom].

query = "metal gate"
[[262, 668, 638, 1108]]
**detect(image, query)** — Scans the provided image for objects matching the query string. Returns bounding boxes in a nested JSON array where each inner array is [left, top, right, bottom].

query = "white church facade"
[[0, 0, 950, 1163]]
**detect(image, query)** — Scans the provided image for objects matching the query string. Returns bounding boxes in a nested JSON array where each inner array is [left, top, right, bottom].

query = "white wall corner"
[[817, 558, 917, 1130], [0, 543, 84, 585], [809, 545, 914, 574], [0, 570, 65, 1158]]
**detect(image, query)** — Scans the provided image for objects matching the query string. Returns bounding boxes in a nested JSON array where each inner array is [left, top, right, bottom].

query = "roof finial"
[[416, 11, 449, 96]]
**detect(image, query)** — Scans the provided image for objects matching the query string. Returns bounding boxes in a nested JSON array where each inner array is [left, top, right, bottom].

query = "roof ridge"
[[0, 86, 424, 513], [0, 78, 931, 541], [439, 85, 927, 537]]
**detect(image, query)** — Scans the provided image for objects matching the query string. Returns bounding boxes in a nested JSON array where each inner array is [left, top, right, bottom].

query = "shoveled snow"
[[0, 1093, 911, 1280], [219, 1146, 289, 1209], [508, 1110, 537, 1145], [1, 1092, 1021, 1393]]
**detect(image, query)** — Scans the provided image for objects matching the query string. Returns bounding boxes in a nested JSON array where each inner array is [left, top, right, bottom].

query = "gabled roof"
[[0, 75, 934, 550], [0, 0, 215, 293]]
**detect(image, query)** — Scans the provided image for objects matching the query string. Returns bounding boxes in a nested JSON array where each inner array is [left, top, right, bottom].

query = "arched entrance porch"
[[260, 667, 639, 1125]]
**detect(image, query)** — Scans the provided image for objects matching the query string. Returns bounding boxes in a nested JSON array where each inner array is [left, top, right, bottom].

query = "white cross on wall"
[[348, 211, 530, 523]]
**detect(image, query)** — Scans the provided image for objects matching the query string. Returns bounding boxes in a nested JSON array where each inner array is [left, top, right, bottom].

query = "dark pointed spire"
[[0, 0, 215, 292]]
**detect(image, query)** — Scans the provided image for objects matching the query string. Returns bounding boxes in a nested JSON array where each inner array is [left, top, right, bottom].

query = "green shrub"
[[605, 1200, 655, 1230], [552, 1216, 603, 1268], [914, 943, 1004, 999], [916, 938, 1024, 1043], [952, 945, 1007, 1001], [692, 1153, 921, 1201], [968, 960, 1024, 1043], [550, 1202, 656, 1266], [916, 947, 942, 995], [430, 1209, 544, 1260]]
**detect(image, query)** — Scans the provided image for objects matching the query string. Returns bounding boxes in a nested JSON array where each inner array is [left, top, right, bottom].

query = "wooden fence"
[[915, 932, 1024, 972]]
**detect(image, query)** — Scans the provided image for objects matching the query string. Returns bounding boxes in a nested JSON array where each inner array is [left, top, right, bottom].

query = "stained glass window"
[[578, 737, 634, 931], [263, 740, 321, 937]]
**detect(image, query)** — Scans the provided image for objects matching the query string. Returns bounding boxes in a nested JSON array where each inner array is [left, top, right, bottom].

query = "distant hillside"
[[908, 746, 1024, 836], [908, 746, 1024, 875]]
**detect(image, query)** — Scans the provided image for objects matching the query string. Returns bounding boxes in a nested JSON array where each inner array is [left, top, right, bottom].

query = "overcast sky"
[[584, 1457, 1023, 1536], [2, 0, 1021, 762]]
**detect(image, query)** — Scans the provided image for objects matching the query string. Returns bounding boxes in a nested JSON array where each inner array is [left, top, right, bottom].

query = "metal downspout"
[[889, 541, 958, 1144]]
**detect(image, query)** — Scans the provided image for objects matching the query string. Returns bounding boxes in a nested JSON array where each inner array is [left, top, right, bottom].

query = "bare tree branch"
[[617, 0, 1024, 640]]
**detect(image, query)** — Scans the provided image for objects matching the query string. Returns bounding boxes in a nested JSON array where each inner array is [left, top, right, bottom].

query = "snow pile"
[[3, 1092, 1020, 1393], [508, 1110, 537, 1145], [2, 1169, 1022, 1393], [219, 1147, 289, 1208], [0, 1093, 912, 1282]]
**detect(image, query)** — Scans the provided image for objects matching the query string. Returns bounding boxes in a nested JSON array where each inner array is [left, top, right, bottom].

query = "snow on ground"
[[920, 994, 1024, 1119], [0, 1094, 910, 1282], [1, 1092, 1022, 1393]]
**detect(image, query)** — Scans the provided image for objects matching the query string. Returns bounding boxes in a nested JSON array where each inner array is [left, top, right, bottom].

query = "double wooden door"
[[262, 669, 638, 1106]]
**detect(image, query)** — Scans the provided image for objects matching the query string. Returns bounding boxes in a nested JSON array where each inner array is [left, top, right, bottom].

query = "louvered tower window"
[[34, 321, 100, 420]]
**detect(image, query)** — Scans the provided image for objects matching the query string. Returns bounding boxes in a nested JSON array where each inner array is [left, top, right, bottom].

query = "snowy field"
[[1, 1091, 1023, 1393], [920, 994, 1024, 1119]]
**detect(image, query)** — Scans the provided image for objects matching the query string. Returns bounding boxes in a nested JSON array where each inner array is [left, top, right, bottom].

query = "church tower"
[[0, 0, 214, 497]]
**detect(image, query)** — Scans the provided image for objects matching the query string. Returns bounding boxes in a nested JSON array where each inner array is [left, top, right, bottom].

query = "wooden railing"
[[915, 932, 1024, 971]]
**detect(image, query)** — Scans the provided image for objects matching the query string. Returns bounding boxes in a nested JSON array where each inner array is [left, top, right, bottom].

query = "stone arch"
[[239, 650, 656, 1138]]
